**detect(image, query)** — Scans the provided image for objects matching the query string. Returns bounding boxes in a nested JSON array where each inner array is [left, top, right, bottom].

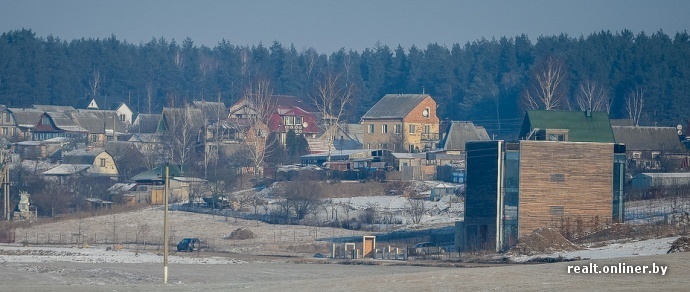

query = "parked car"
[[409, 242, 446, 255], [177, 238, 201, 252]]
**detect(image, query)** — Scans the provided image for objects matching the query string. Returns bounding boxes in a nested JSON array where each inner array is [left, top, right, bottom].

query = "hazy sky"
[[2, 0, 689, 53]]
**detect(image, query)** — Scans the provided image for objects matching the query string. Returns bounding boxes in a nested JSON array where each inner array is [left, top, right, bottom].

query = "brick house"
[[360, 94, 440, 153]]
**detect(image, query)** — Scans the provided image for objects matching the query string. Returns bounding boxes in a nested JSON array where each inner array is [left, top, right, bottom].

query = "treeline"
[[2, 29, 689, 138]]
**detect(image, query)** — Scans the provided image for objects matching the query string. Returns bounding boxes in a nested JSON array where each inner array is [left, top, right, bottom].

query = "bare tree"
[[89, 68, 101, 100], [277, 181, 324, 220], [523, 56, 566, 110], [408, 197, 426, 224], [575, 80, 609, 112], [309, 73, 354, 162], [145, 81, 155, 114], [163, 105, 203, 166], [626, 87, 645, 126], [239, 78, 276, 177]]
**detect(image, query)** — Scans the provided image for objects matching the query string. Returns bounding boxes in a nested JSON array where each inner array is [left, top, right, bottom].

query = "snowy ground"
[[0, 244, 245, 264], [510, 236, 680, 262]]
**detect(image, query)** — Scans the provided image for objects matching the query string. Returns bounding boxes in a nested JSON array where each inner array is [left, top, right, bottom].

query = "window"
[[368, 124, 374, 134], [1, 128, 7, 135], [91, 134, 98, 142], [100, 158, 106, 167], [409, 124, 415, 134], [394, 124, 401, 134], [651, 151, 661, 159], [549, 206, 564, 215], [550, 173, 565, 182], [424, 125, 430, 134], [547, 134, 565, 141], [295, 116, 302, 125], [632, 151, 642, 159], [119, 114, 125, 121], [4, 113, 9, 122], [41, 117, 50, 125], [381, 124, 388, 134], [282, 116, 294, 125]]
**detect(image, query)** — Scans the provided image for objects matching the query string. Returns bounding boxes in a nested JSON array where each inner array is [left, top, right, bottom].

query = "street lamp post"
[[163, 165, 169, 284]]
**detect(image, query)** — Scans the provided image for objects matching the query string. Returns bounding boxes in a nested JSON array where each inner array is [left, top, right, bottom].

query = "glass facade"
[[501, 149, 520, 251]]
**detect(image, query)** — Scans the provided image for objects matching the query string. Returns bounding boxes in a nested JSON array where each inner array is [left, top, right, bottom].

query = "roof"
[[16, 141, 42, 146], [192, 100, 227, 122], [62, 148, 105, 164], [108, 183, 137, 193], [519, 110, 615, 143], [32, 105, 75, 112], [438, 121, 490, 151], [128, 133, 163, 143], [610, 119, 635, 127], [79, 110, 127, 133], [132, 114, 161, 133], [44, 112, 87, 132], [612, 126, 686, 153], [158, 107, 205, 132], [131, 165, 184, 182], [43, 164, 91, 176], [229, 95, 318, 117], [171, 177, 207, 183], [7, 108, 44, 128], [361, 94, 431, 120], [634, 172, 690, 179]]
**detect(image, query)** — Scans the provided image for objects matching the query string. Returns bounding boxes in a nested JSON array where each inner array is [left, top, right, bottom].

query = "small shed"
[[631, 172, 690, 189], [430, 183, 458, 201]]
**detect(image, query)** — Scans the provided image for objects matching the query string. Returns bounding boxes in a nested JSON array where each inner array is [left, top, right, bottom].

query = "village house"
[[611, 126, 687, 172], [460, 110, 626, 252], [437, 121, 490, 154], [43, 148, 119, 178], [86, 98, 135, 126], [228, 94, 321, 145], [131, 113, 162, 133], [0, 108, 44, 141], [360, 94, 440, 153], [32, 111, 88, 142]]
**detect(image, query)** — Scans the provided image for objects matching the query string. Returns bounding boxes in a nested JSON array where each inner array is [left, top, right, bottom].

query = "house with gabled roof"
[[32, 111, 88, 142], [612, 126, 688, 171], [437, 121, 490, 154], [131, 113, 161, 133], [85, 98, 134, 125], [1, 108, 44, 140], [44, 147, 118, 178], [360, 94, 440, 153], [518, 110, 615, 142], [227, 95, 320, 146]]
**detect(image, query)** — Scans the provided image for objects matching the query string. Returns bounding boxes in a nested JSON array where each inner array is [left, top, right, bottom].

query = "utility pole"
[[2, 159, 9, 221], [163, 165, 169, 284]]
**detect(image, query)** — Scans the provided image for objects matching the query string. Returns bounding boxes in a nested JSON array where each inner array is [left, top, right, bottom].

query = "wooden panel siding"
[[518, 141, 614, 238]]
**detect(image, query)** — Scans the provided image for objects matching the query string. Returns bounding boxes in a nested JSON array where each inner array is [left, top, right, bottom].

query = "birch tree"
[[523, 56, 566, 110], [239, 78, 276, 177], [309, 73, 354, 162], [575, 80, 610, 112], [626, 87, 645, 126]]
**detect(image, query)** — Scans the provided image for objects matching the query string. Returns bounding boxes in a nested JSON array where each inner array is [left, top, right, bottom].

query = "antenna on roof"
[[422, 86, 425, 94]]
